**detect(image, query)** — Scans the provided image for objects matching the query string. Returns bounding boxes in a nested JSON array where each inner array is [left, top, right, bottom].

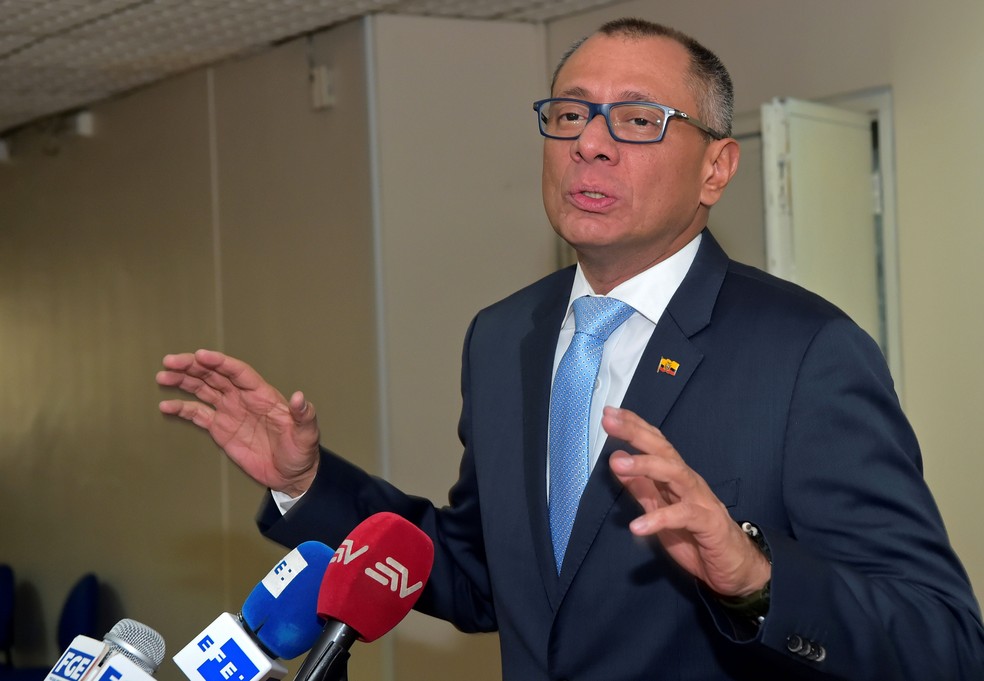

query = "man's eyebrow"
[[556, 86, 590, 99], [619, 90, 658, 103], [554, 86, 660, 103]]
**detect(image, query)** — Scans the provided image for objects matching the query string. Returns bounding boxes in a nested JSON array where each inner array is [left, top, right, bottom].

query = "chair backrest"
[[56, 574, 99, 652], [0, 564, 13, 663]]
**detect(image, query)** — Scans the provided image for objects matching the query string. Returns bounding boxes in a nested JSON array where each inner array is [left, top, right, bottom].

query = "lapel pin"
[[658, 357, 680, 376]]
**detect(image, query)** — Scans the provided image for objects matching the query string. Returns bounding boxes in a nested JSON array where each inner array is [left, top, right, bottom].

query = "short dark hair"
[[551, 18, 734, 138]]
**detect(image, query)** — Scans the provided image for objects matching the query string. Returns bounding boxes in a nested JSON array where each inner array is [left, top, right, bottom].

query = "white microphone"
[[173, 613, 286, 681], [47, 619, 165, 681]]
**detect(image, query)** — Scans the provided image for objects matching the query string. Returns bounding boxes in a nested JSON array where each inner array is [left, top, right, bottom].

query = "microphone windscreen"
[[104, 619, 166, 673], [317, 512, 434, 643], [241, 541, 335, 659]]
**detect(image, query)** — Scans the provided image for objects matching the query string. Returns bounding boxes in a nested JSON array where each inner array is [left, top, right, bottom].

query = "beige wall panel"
[[212, 22, 378, 457], [372, 13, 552, 506], [886, 0, 984, 600], [545, 0, 983, 598], [370, 14, 553, 681], [707, 133, 765, 269], [0, 70, 224, 669], [207, 19, 382, 681]]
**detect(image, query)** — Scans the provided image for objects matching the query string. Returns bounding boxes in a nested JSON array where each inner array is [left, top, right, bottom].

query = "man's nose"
[[572, 113, 618, 162]]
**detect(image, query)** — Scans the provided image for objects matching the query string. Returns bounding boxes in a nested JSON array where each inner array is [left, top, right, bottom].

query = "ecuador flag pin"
[[658, 357, 680, 376]]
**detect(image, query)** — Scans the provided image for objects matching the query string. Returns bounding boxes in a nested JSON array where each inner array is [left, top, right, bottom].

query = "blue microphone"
[[241, 541, 335, 659], [174, 541, 334, 681]]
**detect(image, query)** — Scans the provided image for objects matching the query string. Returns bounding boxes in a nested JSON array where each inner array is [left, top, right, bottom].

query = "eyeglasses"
[[533, 98, 725, 143]]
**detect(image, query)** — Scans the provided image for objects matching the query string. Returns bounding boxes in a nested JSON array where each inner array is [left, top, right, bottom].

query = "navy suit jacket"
[[259, 231, 984, 680]]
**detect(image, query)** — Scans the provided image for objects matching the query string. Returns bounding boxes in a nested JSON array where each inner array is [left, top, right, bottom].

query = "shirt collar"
[[562, 232, 702, 328]]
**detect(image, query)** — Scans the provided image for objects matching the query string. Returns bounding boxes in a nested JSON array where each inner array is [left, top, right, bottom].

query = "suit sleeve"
[[256, 317, 498, 634], [714, 317, 984, 679]]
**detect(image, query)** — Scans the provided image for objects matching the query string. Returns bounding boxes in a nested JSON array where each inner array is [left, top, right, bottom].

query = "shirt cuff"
[[270, 488, 304, 515]]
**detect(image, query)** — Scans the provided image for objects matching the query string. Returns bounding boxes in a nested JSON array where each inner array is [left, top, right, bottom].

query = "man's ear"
[[699, 138, 740, 207]]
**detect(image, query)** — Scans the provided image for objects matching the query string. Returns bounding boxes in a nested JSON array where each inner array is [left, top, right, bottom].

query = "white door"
[[761, 97, 884, 349]]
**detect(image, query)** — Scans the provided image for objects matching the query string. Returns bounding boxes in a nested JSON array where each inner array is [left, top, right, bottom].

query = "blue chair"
[[0, 565, 13, 666], [55, 573, 99, 652], [0, 573, 99, 681]]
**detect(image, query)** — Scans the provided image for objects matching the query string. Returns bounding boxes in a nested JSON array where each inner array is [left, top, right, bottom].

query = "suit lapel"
[[520, 269, 574, 610], [618, 320, 705, 433]]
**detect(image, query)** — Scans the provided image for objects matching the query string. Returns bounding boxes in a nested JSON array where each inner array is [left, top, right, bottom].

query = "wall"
[[369, 15, 550, 680], [0, 13, 551, 681], [545, 0, 984, 596], [0, 67, 226, 666], [0, 17, 381, 680]]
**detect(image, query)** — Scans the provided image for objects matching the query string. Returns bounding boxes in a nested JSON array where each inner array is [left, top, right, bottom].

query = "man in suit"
[[157, 18, 984, 680]]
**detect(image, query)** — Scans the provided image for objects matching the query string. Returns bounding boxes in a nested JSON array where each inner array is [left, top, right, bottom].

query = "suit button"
[[786, 634, 806, 654], [807, 645, 827, 662], [787, 634, 826, 662]]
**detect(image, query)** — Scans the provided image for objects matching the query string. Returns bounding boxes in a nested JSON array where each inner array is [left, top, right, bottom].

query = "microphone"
[[293, 512, 434, 681], [240, 542, 336, 659], [47, 619, 165, 681], [173, 541, 334, 681]]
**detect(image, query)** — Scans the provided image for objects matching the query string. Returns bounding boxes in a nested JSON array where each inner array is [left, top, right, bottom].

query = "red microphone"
[[292, 512, 434, 681]]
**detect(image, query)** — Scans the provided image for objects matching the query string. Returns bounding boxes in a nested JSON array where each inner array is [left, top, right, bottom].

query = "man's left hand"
[[604, 406, 771, 598]]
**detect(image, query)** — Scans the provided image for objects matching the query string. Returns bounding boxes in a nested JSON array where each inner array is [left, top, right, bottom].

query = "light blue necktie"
[[548, 295, 635, 573]]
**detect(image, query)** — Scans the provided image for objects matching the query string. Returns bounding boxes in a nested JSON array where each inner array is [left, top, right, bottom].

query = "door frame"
[[733, 89, 903, 398]]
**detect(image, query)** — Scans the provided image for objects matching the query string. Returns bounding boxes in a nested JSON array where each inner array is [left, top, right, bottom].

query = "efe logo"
[[194, 635, 259, 681]]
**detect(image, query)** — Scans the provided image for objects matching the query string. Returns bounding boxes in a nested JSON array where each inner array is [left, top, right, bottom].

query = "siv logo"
[[330, 539, 368, 565], [51, 648, 96, 681], [195, 637, 259, 681], [364, 557, 423, 599]]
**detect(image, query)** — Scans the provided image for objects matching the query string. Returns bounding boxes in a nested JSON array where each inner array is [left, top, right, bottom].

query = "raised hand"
[[156, 349, 321, 497], [603, 406, 770, 598]]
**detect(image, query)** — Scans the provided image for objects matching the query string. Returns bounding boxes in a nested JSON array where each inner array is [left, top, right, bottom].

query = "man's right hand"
[[156, 349, 320, 497]]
